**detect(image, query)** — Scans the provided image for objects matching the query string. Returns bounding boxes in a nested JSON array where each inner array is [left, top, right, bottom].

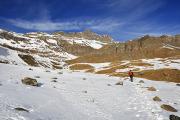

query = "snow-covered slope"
[[0, 29, 109, 64], [0, 29, 180, 120], [115, 58, 180, 73], [0, 47, 26, 65], [0, 63, 180, 120], [0, 29, 78, 69], [24, 31, 108, 49], [60, 36, 107, 49]]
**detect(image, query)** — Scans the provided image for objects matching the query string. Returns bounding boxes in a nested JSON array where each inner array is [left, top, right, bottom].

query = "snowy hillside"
[[60, 36, 107, 49], [24, 31, 108, 49], [0, 63, 180, 120], [0, 29, 180, 120]]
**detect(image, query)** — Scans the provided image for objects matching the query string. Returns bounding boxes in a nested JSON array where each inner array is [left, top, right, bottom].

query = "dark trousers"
[[130, 75, 133, 82]]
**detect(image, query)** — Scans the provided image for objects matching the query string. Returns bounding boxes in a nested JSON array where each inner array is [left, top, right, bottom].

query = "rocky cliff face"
[[53, 30, 113, 42], [97, 35, 180, 59], [0, 29, 179, 63], [66, 35, 180, 63]]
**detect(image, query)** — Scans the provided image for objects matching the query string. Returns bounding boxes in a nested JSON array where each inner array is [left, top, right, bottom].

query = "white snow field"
[[0, 63, 180, 120]]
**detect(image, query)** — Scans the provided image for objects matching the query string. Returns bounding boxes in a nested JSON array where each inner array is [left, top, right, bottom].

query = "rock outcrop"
[[169, 115, 180, 120], [53, 29, 113, 42], [161, 104, 178, 112], [21, 77, 38, 86]]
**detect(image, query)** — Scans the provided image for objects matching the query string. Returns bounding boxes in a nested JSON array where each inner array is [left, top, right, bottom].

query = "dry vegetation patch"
[[66, 54, 122, 64], [52, 64, 63, 69], [109, 61, 124, 67], [18, 54, 39, 66], [136, 69, 180, 83], [98, 61, 153, 75], [95, 68, 115, 74], [128, 62, 153, 66], [69, 64, 94, 70], [130, 59, 143, 63], [85, 68, 95, 73], [110, 72, 128, 77], [95, 65, 129, 74]]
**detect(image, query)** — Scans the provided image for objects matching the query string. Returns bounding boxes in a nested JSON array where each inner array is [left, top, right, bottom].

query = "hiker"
[[128, 70, 134, 82]]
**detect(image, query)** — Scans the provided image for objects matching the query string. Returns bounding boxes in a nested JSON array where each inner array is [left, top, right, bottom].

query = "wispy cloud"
[[7, 18, 122, 32], [7, 19, 80, 31], [3, 0, 178, 40], [104, 0, 165, 21]]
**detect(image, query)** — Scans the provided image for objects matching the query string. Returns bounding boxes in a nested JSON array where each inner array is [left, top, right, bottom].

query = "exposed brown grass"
[[51, 61, 60, 65], [95, 65, 129, 74], [109, 61, 124, 67], [38, 62, 50, 68], [69, 64, 94, 70], [130, 59, 143, 63], [66, 54, 122, 64], [136, 68, 180, 83], [51, 61, 63, 69], [128, 62, 153, 66], [95, 68, 115, 74], [52, 64, 63, 69], [85, 68, 95, 73], [18, 54, 39, 66], [109, 72, 129, 77]]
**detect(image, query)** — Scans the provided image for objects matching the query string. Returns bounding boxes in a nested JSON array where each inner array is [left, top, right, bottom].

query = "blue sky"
[[0, 0, 180, 41]]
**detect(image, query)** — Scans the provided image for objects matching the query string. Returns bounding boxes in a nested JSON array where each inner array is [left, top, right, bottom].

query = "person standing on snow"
[[128, 70, 134, 82]]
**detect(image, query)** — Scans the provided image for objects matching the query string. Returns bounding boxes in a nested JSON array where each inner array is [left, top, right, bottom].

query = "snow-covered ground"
[[60, 36, 107, 49], [0, 63, 180, 120], [115, 58, 180, 73], [14, 30, 108, 50], [0, 30, 180, 120], [0, 47, 26, 65]]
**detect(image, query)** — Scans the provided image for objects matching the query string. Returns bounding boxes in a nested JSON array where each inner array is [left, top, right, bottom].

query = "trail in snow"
[[0, 64, 179, 120]]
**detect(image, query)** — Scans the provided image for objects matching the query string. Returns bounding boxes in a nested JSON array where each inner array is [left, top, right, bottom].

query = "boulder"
[[139, 80, 145, 83], [161, 104, 178, 112], [14, 107, 29, 112], [58, 72, 63, 74], [115, 81, 123, 85], [153, 96, 162, 101], [51, 80, 57, 82], [21, 77, 38, 86], [147, 86, 156, 91], [82, 91, 87, 93], [169, 115, 180, 120], [35, 76, 40, 78], [28, 68, 33, 71]]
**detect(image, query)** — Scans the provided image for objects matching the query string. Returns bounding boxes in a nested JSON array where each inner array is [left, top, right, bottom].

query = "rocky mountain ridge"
[[0, 28, 180, 65]]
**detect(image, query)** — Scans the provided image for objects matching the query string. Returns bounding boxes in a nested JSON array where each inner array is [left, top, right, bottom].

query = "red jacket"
[[128, 71, 134, 76]]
